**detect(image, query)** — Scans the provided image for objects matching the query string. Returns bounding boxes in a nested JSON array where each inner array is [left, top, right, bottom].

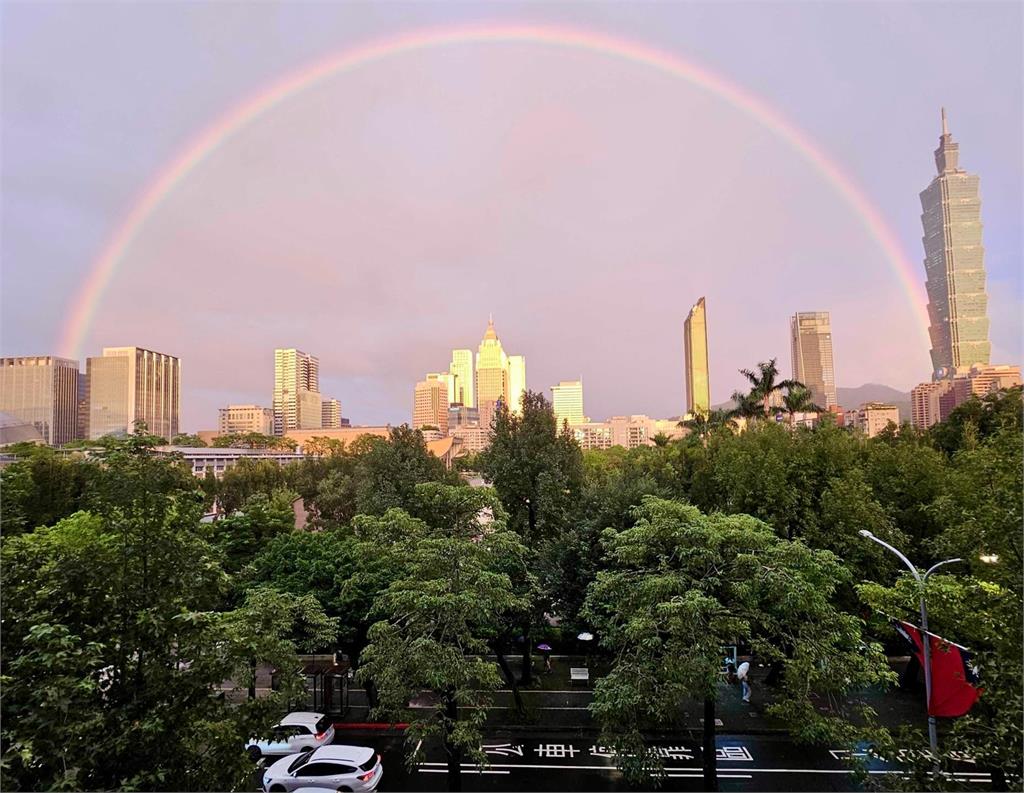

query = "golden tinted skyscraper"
[[87, 347, 180, 439], [790, 312, 837, 409], [920, 109, 990, 378], [0, 356, 80, 445], [449, 349, 474, 407], [683, 297, 710, 415], [273, 348, 319, 435]]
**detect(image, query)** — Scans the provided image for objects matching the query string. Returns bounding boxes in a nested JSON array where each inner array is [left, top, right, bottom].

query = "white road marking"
[[419, 769, 510, 775]]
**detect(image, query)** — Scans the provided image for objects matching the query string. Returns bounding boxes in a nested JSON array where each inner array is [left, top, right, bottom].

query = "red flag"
[[894, 620, 982, 717]]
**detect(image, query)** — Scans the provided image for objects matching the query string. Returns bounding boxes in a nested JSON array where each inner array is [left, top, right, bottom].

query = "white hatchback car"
[[246, 712, 336, 761], [262, 745, 383, 793]]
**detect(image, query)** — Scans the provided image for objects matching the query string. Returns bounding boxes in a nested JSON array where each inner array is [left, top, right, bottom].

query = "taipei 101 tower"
[[919, 108, 991, 379]]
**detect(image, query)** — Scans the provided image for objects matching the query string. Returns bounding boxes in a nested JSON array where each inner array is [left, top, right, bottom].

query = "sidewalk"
[[337, 656, 925, 736]]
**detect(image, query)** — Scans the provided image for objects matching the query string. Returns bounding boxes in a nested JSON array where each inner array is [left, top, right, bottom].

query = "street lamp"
[[858, 530, 962, 764]]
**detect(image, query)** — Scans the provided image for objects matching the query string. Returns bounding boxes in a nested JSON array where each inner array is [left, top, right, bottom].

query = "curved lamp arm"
[[924, 558, 963, 581], [859, 530, 921, 583]]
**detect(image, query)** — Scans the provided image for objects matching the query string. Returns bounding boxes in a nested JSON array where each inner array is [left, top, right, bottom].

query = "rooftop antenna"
[[941, 107, 949, 136]]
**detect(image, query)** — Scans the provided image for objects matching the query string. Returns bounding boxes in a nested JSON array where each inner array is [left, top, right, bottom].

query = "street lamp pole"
[[858, 530, 962, 764]]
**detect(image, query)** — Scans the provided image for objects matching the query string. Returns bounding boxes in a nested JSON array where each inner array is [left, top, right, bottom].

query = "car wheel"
[[269, 786, 287, 793], [247, 746, 261, 762], [337, 787, 353, 792], [300, 746, 313, 753]]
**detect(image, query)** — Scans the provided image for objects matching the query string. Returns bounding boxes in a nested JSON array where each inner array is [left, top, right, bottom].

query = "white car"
[[262, 745, 383, 792], [247, 712, 336, 761]]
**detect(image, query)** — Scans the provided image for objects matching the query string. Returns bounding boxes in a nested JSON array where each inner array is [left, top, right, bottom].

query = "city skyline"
[[1, 5, 1020, 429]]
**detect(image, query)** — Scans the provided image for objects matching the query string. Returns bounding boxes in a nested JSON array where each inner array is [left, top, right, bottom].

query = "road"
[[289, 730, 991, 791]]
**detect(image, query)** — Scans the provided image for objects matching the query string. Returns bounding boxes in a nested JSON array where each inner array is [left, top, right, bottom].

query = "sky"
[[2, 1, 1021, 430]]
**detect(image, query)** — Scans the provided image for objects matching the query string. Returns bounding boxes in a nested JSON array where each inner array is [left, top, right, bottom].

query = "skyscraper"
[[683, 297, 710, 415], [426, 372, 456, 406], [0, 356, 80, 445], [413, 378, 449, 434], [920, 108, 990, 378], [551, 380, 587, 429], [790, 312, 837, 409], [476, 317, 509, 425], [86, 347, 180, 439], [273, 348, 319, 435], [507, 355, 527, 415], [449, 349, 474, 407]]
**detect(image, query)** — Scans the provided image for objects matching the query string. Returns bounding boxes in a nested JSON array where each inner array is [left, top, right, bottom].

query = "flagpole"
[[858, 530, 962, 769]]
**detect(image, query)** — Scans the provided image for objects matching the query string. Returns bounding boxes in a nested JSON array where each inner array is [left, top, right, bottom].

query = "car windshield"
[[288, 750, 314, 773]]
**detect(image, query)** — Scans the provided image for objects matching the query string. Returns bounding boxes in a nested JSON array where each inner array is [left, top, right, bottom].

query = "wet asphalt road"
[[255, 730, 992, 791]]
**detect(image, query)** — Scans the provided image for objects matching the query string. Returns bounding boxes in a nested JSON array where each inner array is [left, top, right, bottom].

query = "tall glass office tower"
[[920, 109, 990, 379]]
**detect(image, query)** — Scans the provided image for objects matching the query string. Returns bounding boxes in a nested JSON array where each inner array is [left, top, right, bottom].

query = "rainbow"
[[58, 22, 928, 358]]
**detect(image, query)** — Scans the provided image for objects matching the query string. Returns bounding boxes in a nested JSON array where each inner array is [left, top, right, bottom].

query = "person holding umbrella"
[[537, 643, 553, 673]]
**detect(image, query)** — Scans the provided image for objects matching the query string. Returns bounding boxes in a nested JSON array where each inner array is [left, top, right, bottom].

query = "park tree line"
[[1, 375, 1020, 791]]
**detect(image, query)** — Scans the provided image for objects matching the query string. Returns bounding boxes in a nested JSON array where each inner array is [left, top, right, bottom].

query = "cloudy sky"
[[2, 2, 1021, 429]]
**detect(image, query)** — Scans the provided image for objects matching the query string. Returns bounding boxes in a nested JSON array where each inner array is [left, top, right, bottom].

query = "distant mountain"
[[838, 384, 911, 421]]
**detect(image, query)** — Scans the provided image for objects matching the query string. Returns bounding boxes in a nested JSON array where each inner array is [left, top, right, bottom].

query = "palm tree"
[[738, 359, 804, 420], [780, 385, 824, 429], [680, 407, 738, 446]]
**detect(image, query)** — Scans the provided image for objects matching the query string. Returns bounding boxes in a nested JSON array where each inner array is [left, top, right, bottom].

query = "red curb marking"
[[333, 722, 409, 730]]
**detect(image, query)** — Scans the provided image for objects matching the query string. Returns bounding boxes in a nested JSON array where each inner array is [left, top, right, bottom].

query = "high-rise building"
[[790, 312, 837, 409], [683, 297, 710, 415], [449, 350, 475, 408], [321, 398, 343, 429], [414, 378, 449, 434], [911, 364, 1021, 429], [297, 389, 323, 430], [426, 372, 456, 406], [0, 356, 80, 445], [273, 349, 319, 435], [219, 405, 274, 436], [76, 371, 88, 440], [448, 405, 480, 429], [507, 355, 527, 415], [476, 318, 510, 425], [551, 380, 587, 429], [920, 109, 990, 379], [87, 347, 180, 439]]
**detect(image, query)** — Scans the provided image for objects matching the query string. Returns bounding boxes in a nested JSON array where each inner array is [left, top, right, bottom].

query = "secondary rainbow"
[[58, 22, 929, 359]]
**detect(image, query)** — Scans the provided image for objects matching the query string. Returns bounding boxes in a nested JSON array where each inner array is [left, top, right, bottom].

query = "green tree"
[[679, 407, 737, 447], [584, 497, 893, 789], [0, 445, 93, 534], [477, 391, 583, 683], [353, 426, 457, 516], [357, 485, 530, 792], [170, 433, 208, 447], [780, 385, 824, 428], [928, 386, 1022, 457], [0, 432, 334, 791], [209, 489, 300, 575], [737, 358, 804, 420]]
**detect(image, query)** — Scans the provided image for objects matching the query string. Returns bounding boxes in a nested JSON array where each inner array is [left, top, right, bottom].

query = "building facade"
[[0, 356, 80, 445], [683, 297, 711, 415], [87, 347, 180, 439], [551, 380, 587, 430], [507, 355, 527, 415], [911, 364, 1021, 429], [920, 109, 990, 378], [790, 312, 837, 409], [414, 378, 450, 434], [321, 398, 343, 429], [219, 404, 274, 436], [273, 348, 320, 435], [855, 403, 900, 438], [449, 349, 475, 408]]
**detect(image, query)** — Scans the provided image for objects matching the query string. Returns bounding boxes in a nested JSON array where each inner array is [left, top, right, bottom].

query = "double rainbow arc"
[[58, 23, 927, 358]]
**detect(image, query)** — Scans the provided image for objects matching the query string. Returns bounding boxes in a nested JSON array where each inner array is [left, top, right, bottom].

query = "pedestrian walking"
[[736, 660, 751, 703], [537, 643, 553, 673]]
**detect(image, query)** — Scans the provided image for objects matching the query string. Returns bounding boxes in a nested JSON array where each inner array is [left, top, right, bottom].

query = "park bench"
[[570, 667, 589, 686]]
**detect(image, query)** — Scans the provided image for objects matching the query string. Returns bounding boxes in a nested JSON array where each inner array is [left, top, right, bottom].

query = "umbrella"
[[536, 643, 553, 652], [577, 632, 594, 642]]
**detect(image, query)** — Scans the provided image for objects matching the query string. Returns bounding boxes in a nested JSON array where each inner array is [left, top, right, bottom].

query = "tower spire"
[[941, 106, 949, 136]]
